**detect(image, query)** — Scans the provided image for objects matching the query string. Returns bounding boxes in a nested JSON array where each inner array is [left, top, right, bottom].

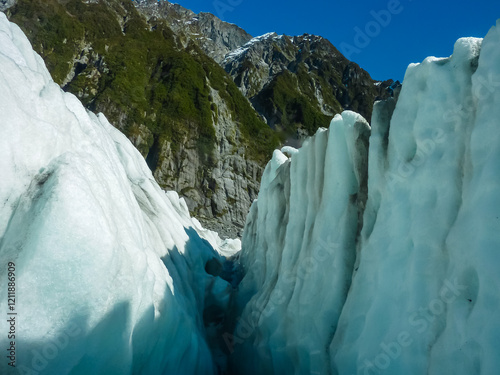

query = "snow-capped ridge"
[[223, 32, 281, 63]]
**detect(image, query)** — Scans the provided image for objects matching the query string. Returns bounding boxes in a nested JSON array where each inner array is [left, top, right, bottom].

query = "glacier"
[[2, 6, 500, 375], [230, 20, 500, 375], [0, 12, 237, 375]]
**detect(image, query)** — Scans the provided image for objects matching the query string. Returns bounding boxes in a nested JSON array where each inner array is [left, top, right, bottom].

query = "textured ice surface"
[[231, 111, 371, 374], [232, 20, 500, 375], [0, 13, 231, 375]]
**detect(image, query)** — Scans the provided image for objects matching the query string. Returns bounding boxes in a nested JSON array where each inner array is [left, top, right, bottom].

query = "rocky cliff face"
[[143, 84, 265, 238], [0, 0, 15, 12], [134, 2, 392, 146], [134, 0, 252, 63]]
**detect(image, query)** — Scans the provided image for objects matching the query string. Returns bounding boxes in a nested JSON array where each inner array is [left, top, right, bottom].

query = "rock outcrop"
[[143, 84, 265, 238], [0, 0, 15, 12], [134, 0, 252, 63]]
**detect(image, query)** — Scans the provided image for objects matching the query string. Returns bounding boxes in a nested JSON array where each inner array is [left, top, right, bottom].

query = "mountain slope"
[[5, 0, 279, 237], [134, 0, 393, 146], [223, 32, 391, 135], [134, 0, 253, 64], [230, 23, 500, 374]]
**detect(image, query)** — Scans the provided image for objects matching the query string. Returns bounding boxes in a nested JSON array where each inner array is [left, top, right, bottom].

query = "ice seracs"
[[230, 20, 500, 375]]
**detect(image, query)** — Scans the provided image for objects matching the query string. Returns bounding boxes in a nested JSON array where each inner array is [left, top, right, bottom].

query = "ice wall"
[[0, 13, 231, 374], [229, 111, 371, 374], [232, 20, 500, 375]]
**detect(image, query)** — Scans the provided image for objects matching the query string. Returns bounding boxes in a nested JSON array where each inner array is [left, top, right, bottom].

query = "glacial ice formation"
[[231, 20, 500, 375], [2, 6, 500, 375], [0, 12, 233, 375]]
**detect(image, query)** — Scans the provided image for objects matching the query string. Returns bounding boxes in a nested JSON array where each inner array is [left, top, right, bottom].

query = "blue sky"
[[174, 0, 500, 82]]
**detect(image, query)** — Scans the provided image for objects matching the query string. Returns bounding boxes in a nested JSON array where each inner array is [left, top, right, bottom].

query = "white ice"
[[0, 12, 233, 375], [232, 20, 500, 375]]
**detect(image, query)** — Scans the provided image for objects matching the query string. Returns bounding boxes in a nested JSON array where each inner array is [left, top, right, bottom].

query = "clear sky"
[[173, 0, 500, 82]]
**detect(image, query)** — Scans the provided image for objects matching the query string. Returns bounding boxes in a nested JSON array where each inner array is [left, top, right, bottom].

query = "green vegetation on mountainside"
[[229, 34, 388, 138], [255, 69, 330, 136], [8, 0, 279, 166]]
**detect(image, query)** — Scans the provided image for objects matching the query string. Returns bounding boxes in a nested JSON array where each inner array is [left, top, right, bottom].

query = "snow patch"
[[223, 32, 280, 63]]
